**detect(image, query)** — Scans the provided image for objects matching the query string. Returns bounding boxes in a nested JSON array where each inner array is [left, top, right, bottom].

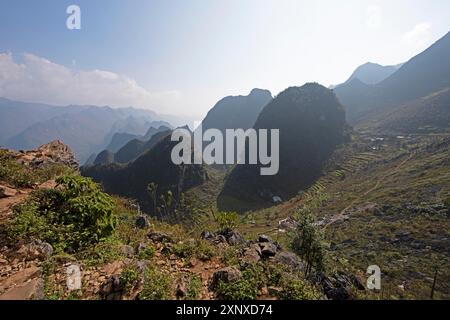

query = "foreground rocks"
[[1, 140, 78, 171]]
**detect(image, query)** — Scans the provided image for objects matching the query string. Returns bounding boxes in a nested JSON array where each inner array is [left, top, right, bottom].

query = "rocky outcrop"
[[1, 140, 78, 170]]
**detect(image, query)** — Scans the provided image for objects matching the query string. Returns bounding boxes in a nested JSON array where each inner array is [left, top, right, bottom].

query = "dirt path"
[[323, 153, 413, 229], [0, 180, 56, 221]]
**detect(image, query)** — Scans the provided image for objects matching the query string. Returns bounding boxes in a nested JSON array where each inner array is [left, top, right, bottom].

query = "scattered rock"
[[278, 217, 299, 231], [176, 282, 187, 300], [120, 245, 134, 258], [267, 286, 282, 296], [242, 244, 261, 263], [259, 242, 277, 258], [257, 235, 273, 243], [211, 267, 242, 289], [0, 266, 41, 292], [135, 260, 150, 275], [0, 278, 44, 300], [147, 231, 172, 243], [99, 275, 123, 300], [0, 185, 17, 198], [273, 252, 303, 271], [135, 216, 149, 229], [17, 239, 53, 261], [325, 287, 354, 300]]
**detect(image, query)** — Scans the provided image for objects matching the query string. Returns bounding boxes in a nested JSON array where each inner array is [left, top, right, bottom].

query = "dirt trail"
[[323, 153, 413, 229], [0, 181, 56, 221]]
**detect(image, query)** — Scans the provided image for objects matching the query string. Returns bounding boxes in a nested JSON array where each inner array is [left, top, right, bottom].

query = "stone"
[[200, 231, 215, 240], [259, 242, 277, 258], [120, 245, 134, 258], [135, 260, 150, 275], [267, 286, 282, 296], [278, 217, 299, 231], [135, 216, 149, 229], [17, 240, 53, 261], [0, 266, 41, 292], [147, 231, 172, 243], [0, 185, 16, 198], [273, 252, 303, 271], [257, 235, 273, 243], [0, 278, 44, 300], [227, 231, 245, 246], [99, 275, 123, 300], [211, 267, 242, 289], [176, 282, 187, 299], [325, 287, 354, 300], [103, 261, 124, 276], [242, 244, 262, 263]]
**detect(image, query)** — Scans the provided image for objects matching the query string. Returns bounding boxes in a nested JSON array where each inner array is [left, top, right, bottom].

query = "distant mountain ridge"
[[82, 131, 208, 215], [201, 88, 272, 133], [335, 31, 450, 124], [92, 126, 172, 165], [0, 98, 182, 162], [342, 62, 402, 86]]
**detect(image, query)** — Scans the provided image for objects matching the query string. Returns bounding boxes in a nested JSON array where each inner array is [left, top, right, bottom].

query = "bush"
[[279, 278, 321, 300], [140, 267, 172, 300], [9, 174, 117, 252], [172, 241, 196, 258], [120, 266, 140, 291], [215, 211, 239, 231], [216, 264, 264, 300], [187, 275, 202, 300], [138, 246, 156, 260]]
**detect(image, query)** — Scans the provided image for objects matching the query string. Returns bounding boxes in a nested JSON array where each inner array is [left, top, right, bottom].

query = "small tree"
[[215, 211, 239, 231], [290, 210, 327, 275], [147, 182, 158, 215]]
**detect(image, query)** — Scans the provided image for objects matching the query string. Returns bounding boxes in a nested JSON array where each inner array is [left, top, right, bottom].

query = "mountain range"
[[335, 31, 450, 125], [0, 99, 182, 163]]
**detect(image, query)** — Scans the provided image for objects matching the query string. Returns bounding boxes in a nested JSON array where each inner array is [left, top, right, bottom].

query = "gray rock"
[[211, 267, 242, 289], [0, 185, 16, 198], [267, 286, 282, 296], [242, 244, 262, 263], [259, 242, 277, 258], [147, 231, 172, 243], [99, 275, 123, 300], [135, 216, 149, 229], [227, 231, 245, 246], [257, 235, 273, 243], [273, 252, 303, 271], [120, 245, 134, 258]]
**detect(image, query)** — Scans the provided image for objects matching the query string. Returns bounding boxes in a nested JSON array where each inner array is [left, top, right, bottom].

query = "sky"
[[0, 0, 449, 119]]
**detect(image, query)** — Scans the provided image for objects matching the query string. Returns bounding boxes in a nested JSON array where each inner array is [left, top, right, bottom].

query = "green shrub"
[[196, 240, 216, 261], [140, 267, 172, 300], [278, 278, 321, 300], [187, 275, 202, 300], [9, 174, 117, 252], [216, 264, 264, 300], [120, 266, 140, 291], [138, 246, 156, 260], [215, 211, 239, 231], [172, 241, 196, 258]]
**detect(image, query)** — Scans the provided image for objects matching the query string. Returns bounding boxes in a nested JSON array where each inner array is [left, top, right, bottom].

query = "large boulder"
[[0, 185, 16, 198], [211, 267, 242, 289]]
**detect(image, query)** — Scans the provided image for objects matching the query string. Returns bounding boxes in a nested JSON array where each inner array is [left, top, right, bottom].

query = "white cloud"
[[0, 52, 180, 111], [366, 5, 383, 30], [402, 23, 432, 52]]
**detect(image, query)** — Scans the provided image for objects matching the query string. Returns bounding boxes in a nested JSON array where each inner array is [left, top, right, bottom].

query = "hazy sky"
[[0, 0, 449, 118]]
